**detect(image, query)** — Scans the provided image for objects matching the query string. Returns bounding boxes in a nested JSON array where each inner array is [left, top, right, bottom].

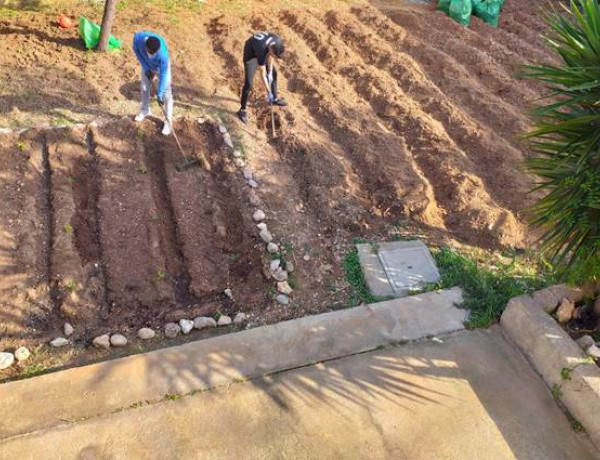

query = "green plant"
[[560, 367, 573, 381], [138, 163, 147, 174], [429, 248, 554, 328], [63, 224, 73, 235], [571, 419, 585, 433], [15, 140, 26, 151], [521, 0, 600, 284], [165, 393, 181, 401], [551, 383, 563, 400], [156, 270, 166, 280], [65, 280, 76, 292], [24, 363, 47, 378]]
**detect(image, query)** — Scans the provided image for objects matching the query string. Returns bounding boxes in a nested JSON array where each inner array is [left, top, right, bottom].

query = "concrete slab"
[[502, 287, 600, 452], [0, 288, 465, 439], [357, 241, 440, 297], [1, 328, 597, 460]]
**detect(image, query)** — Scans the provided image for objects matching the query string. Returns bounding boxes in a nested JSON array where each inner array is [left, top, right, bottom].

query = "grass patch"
[[343, 239, 393, 306], [428, 247, 555, 328]]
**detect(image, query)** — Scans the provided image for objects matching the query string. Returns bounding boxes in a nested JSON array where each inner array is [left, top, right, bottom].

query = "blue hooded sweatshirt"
[[133, 31, 170, 99]]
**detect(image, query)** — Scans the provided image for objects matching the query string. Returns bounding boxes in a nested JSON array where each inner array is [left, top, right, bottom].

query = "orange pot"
[[58, 14, 73, 29]]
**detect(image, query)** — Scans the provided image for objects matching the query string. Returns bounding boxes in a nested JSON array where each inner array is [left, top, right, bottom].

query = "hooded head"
[[270, 36, 284, 58], [146, 36, 161, 56]]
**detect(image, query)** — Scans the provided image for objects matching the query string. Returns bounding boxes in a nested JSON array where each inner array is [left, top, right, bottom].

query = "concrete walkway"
[[1, 328, 596, 460]]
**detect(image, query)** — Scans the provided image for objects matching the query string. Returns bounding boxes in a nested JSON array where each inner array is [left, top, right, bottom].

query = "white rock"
[[14, 346, 31, 362], [253, 209, 266, 222], [137, 328, 156, 340], [180, 319, 194, 335], [303, 254, 311, 261], [272, 268, 288, 282], [234, 158, 245, 168], [223, 133, 234, 149], [248, 179, 258, 188], [267, 242, 279, 254], [93, 334, 111, 350], [217, 315, 233, 326], [233, 150, 242, 158], [50, 337, 69, 348], [286, 261, 295, 273], [260, 230, 273, 243], [197, 117, 206, 125], [277, 281, 294, 296], [224, 288, 233, 299], [557, 298, 576, 324], [0, 352, 14, 370], [0, 128, 12, 135], [243, 168, 253, 181], [64, 323, 74, 337], [110, 334, 128, 347], [164, 323, 181, 339], [276, 294, 290, 305], [586, 344, 600, 359], [218, 124, 227, 134], [233, 313, 247, 325], [577, 335, 595, 351], [194, 316, 217, 329], [270, 259, 281, 271], [256, 223, 268, 231]]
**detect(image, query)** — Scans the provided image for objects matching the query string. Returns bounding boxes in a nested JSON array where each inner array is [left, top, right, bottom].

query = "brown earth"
[[0, 0, 558, 377]]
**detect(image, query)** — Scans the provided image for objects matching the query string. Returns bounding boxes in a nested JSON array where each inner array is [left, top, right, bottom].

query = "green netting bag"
[[438, 0, 452, 14], [79, 16, 122, 50], [449, 0, 472, 27], [473, 0, 505, 27]]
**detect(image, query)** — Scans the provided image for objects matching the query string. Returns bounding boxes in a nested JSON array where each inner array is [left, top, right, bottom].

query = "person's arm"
[[157, 45, 170, 100]]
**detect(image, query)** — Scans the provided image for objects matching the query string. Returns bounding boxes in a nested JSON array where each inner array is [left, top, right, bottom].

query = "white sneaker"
[[135, 110, 151, 122], [162, 122, 172, 136]]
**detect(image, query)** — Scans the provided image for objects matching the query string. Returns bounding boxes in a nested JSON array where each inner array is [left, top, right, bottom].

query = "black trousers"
[[240, 58, 278, 110]]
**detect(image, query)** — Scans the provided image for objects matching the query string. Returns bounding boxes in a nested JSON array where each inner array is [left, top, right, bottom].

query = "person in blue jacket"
[[133, 31, 174, 136]]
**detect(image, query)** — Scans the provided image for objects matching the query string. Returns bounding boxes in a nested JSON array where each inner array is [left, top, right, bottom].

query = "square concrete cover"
[[357, 241, 440, 298]]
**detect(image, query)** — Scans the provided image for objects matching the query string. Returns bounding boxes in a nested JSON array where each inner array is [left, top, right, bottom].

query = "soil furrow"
[[352, 6, 546, 110], [279, 10, 524, 247], [46, 127, 106, 332], [322, 10, 532, 213], [0, 131, 53, 350], [93, 119, 176, 324], [255, 15, 446, 228]]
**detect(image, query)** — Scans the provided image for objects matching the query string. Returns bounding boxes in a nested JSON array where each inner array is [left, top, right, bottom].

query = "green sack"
[[78, 16, 122, 50], [438, 0, 452, 14], [449, 0, 472, 27], [473, 0, 504, 27]]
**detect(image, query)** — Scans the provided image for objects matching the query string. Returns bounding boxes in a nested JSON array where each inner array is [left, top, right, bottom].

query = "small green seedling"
[[571, 420, 585, 433], [165, 393, 181, 401], [156, 270, 166, 280], [65, 280, 76, 292], [560, 367, 573, 381], [63, 224, 73, 235], [16, 140, 27, 151], [551, 383, 563, 400], [138, 163, 147, 174]]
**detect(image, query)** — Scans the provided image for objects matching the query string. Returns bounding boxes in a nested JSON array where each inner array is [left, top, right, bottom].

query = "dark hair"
[[271, 36, 284, 57], [146, 37, 161, 55]]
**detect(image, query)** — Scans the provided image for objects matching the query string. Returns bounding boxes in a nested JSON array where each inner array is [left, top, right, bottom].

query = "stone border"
[[501, 284, 600, 451], [0, 287, 464, 440]]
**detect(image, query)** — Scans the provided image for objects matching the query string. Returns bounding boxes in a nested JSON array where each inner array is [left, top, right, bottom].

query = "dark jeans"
[[240, 58, 278, 110]]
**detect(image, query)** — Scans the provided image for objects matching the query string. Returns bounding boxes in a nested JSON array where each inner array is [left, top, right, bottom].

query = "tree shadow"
[[0, 24, 84, 51]]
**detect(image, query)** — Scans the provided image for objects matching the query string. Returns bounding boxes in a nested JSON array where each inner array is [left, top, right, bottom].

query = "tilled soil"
[[0, 0, 558, 372], [0, 118, 269, 359]]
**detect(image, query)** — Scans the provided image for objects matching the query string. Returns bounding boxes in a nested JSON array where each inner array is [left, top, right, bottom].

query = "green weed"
[[65, 280, 76, 292], [427, 248, 555, 328], [24, 363, 47, 378], [164, 393, 181, 401], [343, 239, 391, 306], [551, 383, 563, 400], [156, 270, 166, 280], [63, 224, 73, 235], [560, 367, 573, 381], [571, 419, 585, 434], [138, 163, 147, 174], [15, 140, 27, 151]]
